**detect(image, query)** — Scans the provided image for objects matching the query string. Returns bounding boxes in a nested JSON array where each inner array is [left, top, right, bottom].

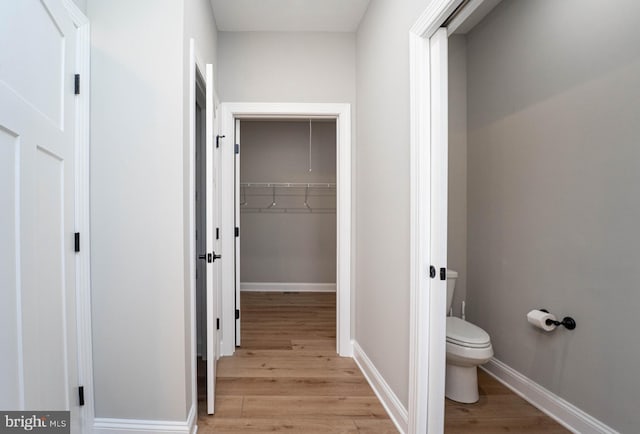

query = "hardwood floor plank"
[[198, 418, 359, 433], [291, 339, 337, 350], [240, 396, 389, 419], [444, 416, 570, 433], [218, 354, 359, 375], [444, 370, 570, 432], [353, 419, 401, 434], [198, 396, 244, 418], [216, 377, 375, 397]]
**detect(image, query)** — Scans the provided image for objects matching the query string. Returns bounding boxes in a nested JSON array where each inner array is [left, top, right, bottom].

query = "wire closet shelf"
[[240, 182, 336, 214]]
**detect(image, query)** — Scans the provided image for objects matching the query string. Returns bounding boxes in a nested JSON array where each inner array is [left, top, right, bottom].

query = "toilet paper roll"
[[527, 309, 557, 332]]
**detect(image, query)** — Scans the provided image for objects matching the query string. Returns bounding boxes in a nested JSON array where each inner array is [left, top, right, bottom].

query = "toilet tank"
[[446, 269, 458, 314]]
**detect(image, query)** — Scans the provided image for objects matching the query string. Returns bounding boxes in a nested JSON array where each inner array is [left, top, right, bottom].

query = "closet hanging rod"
[[240, 182, 336, 188]]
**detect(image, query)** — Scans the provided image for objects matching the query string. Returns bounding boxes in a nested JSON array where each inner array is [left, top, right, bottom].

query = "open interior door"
[[234, 119, 241, 346], [205, 63, 221, 414]]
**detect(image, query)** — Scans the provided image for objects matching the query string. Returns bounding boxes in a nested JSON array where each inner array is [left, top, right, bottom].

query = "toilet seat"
[[446, 317, 491, 348]]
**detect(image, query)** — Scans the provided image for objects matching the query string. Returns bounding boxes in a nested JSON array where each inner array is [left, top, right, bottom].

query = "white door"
[[234, 119, 241, 346], [205, 64, 221, 414], [0, 0, 81, 428], [427, 27, 449, 433]]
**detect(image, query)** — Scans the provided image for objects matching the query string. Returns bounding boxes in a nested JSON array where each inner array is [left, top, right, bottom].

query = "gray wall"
[[466, 1, 640, 432], [448, 35, 468, 317], [355, 0, 432, 407], [88, 0, 217, 421], [240, 121, 336, 283]]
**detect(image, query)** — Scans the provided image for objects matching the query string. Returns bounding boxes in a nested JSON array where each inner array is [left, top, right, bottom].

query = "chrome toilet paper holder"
[[540, 309, 576, 330]]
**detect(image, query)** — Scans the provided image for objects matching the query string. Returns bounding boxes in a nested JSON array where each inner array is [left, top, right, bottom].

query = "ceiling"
[[210, 0, 371, 32]]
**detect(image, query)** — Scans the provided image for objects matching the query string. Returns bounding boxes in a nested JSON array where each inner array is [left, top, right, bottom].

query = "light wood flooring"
[[197, 292, 396, 433], [197, 292, 568, 433], [445, 370, 569, 433]]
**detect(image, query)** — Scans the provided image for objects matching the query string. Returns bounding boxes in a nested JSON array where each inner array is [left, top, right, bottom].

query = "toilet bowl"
[[445, 270, 493, 404]]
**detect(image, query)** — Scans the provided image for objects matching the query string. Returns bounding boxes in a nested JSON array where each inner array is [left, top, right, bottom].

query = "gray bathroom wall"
[[466, 0, 640, 431], [240, 120, 337, 284], [448, 35, 467, 317]]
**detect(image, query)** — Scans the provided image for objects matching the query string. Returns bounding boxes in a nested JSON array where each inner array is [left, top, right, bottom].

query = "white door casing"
[[0, 0, 84, 429], [427, 27, 449, 433], [219, 103, 352, 358], [233, 119, 241, 347], [409, 1, 465, 432]]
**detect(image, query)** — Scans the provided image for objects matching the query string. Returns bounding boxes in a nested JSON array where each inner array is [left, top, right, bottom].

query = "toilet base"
[[445, 363, 479, 404]]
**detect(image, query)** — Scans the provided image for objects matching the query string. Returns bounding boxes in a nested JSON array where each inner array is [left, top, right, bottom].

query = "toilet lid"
[[446, 317, 491, 348]]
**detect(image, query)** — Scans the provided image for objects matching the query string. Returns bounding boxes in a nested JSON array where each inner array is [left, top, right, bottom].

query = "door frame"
[[219, 102, 353, 357], [408, 0, 497, 432], [187, 40, 221, 420], [61, 0, 94, 431]]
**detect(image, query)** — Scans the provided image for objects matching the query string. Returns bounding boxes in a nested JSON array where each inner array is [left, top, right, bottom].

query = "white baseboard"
[[240, 282, 336, 292], [482, 358, 619, 434], [94, 404, 197, 434], [352, 341, 408, 434]]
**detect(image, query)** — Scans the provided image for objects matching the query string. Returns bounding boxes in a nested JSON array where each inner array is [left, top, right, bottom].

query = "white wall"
[[466, 1, 640, 432], [71, 0, 86, 13], [240, 120, 336, 284], [448, 35, 468, 317], [88, 0, 217, 422], [355, 0, 433, 407], [218, 32, 355, 105]]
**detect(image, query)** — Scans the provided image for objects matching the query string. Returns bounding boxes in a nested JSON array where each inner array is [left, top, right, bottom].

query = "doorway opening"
[[237, 118, 338, 351], [408, 0, 504, 432], [194, 66, 208, 415], [219, 103, 353, 359], [189, 51, 220, 416]]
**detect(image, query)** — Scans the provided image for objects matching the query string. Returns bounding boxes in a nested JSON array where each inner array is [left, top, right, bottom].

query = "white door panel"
[[0, 0, 66, 125], [0, 0, 79, 426], [0, 128, 22, 409], [205, 63, 219, 415]]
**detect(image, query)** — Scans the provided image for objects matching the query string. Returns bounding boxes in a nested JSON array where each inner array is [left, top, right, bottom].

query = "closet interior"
[[239, 118, 337, 295]]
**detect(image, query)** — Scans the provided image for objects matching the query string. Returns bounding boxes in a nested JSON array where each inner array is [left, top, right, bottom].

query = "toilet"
[[445, 270, 493, 403]]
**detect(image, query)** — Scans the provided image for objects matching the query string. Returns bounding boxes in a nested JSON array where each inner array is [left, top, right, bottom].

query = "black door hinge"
[[216, 135, 225, 149], [74, 233, 80, 253], [74, 74, 80, 95], [216, 228, 220, 240], [78, 386, 85, 406], [235, 309, 240, 320], [235, 144, 239, 154], [440, 268, 447, 281], [235, 227, 239, 237], [429, 265, 436, 279], [216, 318, 220, 330]]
